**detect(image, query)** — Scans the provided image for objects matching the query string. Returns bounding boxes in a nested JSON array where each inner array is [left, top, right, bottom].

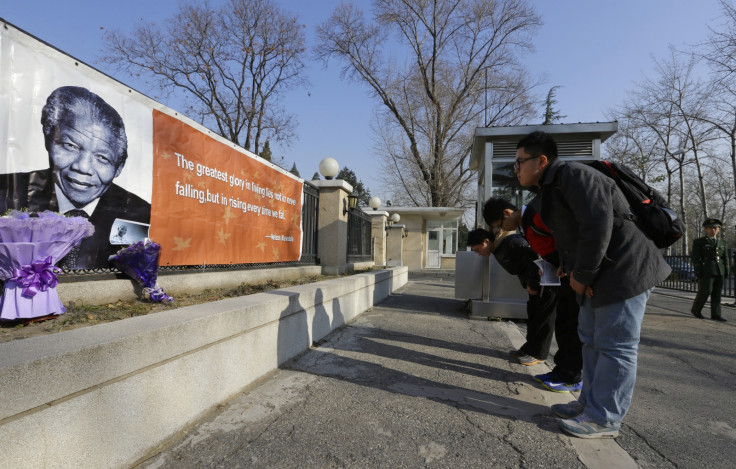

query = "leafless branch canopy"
[[102, 0, 307, 154], [316, 0, 541, 207]]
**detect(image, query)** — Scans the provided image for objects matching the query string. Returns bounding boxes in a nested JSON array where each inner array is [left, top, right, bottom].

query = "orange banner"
[[150, 110, 303, 266]]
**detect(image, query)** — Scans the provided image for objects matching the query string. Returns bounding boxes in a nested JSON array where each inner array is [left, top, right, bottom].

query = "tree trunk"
[[679, 164, 689, 255]]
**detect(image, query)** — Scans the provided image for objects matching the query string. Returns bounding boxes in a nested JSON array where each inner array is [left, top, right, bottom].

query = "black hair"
[[41, 86, 128, 167], [467, 228, 493, 246], [482, 197, 518, 226], [516, 130, 558, 162]]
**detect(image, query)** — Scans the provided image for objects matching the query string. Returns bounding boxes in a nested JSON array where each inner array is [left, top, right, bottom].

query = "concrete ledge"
[[408, 269, 456, 279], [0, 266, 408, 469], [346, 260, 374, 272], [57, 265, 323, 306]]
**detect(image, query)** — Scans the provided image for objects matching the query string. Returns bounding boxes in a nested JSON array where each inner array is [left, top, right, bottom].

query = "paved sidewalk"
[[135, 280, 657, 468]]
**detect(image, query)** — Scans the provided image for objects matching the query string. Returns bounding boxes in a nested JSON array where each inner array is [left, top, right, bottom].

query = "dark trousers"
[[692, 275, 724, 319], [550, 278, 582, 383], [521, 286, 556, 359]]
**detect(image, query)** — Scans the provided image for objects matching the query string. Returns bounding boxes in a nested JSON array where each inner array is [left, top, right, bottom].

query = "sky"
[[0, 0, 728, 202]]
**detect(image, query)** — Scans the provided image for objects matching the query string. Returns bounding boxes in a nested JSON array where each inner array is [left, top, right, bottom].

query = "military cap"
[[703, 218, 722, 228]]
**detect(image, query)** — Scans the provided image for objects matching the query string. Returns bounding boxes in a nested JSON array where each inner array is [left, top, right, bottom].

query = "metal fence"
[[347, 208, 372, 262], [300, 181, 319, 264], [658, 242, 736, 298], [58, 180, 320, 279]]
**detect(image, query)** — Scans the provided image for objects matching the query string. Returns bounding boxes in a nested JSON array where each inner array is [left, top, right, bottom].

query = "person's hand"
[[526, 286, 538, 295], [556, 266, 567, 278], [570, 272, 593, 298]]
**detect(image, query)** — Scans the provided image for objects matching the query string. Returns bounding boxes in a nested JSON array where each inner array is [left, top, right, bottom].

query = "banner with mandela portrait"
[[0, 21, 303, 269]]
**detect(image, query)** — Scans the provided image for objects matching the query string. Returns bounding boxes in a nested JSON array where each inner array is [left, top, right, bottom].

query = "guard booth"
[[456, 122, 618, 318]]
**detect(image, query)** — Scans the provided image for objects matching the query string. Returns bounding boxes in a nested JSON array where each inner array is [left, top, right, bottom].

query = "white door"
[[426, 230, 441, 268]]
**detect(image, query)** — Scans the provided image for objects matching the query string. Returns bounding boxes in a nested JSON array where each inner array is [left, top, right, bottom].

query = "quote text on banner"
[[150, 110, 303, 265]]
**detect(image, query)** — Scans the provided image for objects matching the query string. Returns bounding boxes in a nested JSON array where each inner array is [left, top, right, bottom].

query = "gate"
[[347, 208, 372, 262], [300, 181, 319, 264]]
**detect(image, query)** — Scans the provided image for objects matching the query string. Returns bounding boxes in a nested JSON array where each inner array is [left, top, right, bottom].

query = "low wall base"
[[0, 266, 408, 469]]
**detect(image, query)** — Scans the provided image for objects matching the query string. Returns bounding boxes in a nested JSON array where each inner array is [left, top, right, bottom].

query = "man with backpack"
[[514, 130, 671, 439]]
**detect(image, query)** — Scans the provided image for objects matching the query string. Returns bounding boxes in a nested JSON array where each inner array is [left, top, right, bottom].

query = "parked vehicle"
[[665, 256, 696, 282]]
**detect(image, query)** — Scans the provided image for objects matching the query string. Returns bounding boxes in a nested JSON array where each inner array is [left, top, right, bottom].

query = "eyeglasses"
[[513, 155, 540, 171]]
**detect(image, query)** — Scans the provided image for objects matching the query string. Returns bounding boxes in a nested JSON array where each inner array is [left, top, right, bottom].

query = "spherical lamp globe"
[[318, 158, 339, 180]]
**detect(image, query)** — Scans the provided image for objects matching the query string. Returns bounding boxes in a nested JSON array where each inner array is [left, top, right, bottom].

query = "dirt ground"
[[0, 273, 343, 344]]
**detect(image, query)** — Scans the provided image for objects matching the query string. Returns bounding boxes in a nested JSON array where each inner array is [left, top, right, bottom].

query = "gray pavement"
[[135, 280, 736, 469]]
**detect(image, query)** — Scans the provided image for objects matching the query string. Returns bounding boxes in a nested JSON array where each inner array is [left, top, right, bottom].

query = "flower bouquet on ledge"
[[0, 210, 94, 323], [108, 239, 173, 303]]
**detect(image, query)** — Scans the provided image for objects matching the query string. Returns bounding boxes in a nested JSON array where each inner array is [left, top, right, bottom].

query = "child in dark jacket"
[[467, 228, 554, 366]]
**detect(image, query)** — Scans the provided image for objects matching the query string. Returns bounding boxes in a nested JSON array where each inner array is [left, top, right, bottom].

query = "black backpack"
[[589, 160, 685, 249]]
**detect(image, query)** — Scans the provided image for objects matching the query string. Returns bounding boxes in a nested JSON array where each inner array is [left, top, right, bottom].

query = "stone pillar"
[[312, 179, 353, 275], [367, 210, 388, 266], [386, 224, 405, 266]]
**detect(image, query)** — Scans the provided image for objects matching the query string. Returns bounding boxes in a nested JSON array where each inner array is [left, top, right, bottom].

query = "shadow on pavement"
[[284, 323, 558, 434]]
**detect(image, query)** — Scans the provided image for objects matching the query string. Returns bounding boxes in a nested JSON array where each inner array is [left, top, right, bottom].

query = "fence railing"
[[58, 180, 320, 279], [658, 248, 736, 298], [300, 181, 319, 264], [347, 208, 372, 262]]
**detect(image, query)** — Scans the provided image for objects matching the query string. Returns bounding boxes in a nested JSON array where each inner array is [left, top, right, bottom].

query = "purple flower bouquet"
[[0, 210, 94, 321], [109, 239, 173, 303]]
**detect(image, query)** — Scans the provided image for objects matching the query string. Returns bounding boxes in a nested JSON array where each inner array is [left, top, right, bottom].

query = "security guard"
[[691, 218, 729, 321]]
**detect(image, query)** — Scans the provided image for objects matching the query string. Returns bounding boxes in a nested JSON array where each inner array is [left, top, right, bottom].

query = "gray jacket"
[[538, 159, 671, 307]]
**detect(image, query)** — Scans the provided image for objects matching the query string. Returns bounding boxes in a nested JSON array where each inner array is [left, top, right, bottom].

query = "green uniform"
[[691, 236, 730, 319]]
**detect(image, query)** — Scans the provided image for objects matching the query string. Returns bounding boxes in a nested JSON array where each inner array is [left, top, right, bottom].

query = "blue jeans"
[[578, 288, 652, 428]]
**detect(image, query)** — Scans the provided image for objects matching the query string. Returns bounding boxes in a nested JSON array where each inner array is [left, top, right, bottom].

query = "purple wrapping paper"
[[109, 239, 173, 303], [0, 210, 94, 320]]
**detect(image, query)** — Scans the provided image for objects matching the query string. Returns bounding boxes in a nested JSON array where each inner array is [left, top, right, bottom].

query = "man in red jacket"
[[483, 197, 582, 394]]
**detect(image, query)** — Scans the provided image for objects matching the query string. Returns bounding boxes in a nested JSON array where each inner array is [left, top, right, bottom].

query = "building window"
[[427, 220, 458, 256]]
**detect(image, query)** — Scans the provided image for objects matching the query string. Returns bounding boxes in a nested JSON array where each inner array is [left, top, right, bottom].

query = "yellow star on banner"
[[160, 152, 172, 160], [216, 227, 231, 246], [291, 211, 300, 228], [197, 180, 207, 189], [222, 206, 236, 224], [184, 172, 194, 182], [172, 236, 192, 251], [272, 246, 281, 261], [256, 241, 267, 252]]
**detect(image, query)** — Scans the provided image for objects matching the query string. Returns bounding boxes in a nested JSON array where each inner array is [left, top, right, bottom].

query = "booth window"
[[427, 220, 458, 256], [491, 162, 536, 208]]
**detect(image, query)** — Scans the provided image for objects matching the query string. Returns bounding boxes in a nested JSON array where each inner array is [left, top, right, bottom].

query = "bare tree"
[[628, 50, 720, 247], [315, 0, 541, 207], [604, 115, 664, 184], [696, 0, 736, 207], [702, 155, 735, 224], [102, 0, 307, 154], [653, 51, 718, 217], [701, 0, 736, 77]]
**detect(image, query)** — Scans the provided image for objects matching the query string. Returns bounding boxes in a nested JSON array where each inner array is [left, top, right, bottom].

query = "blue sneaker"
[[533, 371, 556, 383], [541, 378, 583, 393], [559, 412, 619, 439]]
